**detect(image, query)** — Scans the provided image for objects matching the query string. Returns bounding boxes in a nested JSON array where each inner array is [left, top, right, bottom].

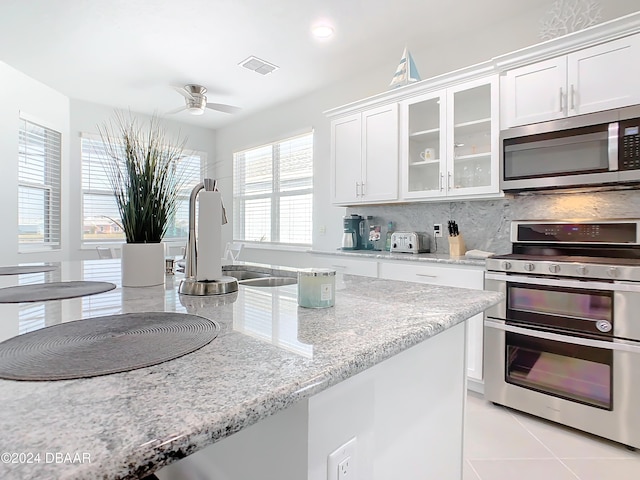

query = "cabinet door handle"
[[448, 171, 452, 190], [559, 87, 564, 112], [570, 84, 575, 110], [361, 182, 366, 197], [440, 173, 444, 191], [355, 182, 360, 197], [415, 273, 437, 278], [331, 264, 348, 269]]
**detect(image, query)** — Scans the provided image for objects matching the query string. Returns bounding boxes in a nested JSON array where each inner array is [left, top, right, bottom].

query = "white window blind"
[[18, 118, 62, 251], [233, 132, 313, 245], [81, 136, 204, 243]]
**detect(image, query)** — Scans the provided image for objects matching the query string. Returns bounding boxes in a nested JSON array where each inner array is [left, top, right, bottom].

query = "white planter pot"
[[121, 242, 166, 287]]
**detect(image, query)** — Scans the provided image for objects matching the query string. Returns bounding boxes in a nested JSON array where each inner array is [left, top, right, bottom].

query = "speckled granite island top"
[[0, 260, 502, 479]]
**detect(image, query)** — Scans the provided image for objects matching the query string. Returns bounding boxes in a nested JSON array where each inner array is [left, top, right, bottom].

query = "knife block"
[[448, 235, 466, 257]]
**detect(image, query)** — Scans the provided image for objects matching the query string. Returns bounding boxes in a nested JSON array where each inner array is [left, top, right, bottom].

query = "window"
[[81, 136, 204, 243], [18, 118, 62, 251], [233, 132, 313, 245]]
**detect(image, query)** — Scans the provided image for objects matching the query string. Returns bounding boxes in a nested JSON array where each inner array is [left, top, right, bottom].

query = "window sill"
[[238, 242, 311, 253], [80, 240, 186, 249], [19, 247, 61, 254]]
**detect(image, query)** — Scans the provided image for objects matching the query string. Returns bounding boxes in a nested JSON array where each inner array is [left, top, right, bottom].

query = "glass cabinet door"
[[449, 82, 493, 193], [406, 93, 445, 195]]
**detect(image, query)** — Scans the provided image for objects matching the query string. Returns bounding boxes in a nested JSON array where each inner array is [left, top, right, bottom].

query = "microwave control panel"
[[620, 119, 640, 170]]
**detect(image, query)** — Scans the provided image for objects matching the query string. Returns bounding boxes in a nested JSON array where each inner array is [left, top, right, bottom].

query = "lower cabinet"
[[377, 261, 485, 391], [313, 255, 379, 277]]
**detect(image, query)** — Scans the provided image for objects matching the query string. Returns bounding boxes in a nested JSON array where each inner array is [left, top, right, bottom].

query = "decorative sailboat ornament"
[[389, 47, 421, 89]]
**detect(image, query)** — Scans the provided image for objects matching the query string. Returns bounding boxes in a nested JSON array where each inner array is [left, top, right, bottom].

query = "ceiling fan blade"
[[165, 105, 188, 115], [172, 85, 195, 100], [206, 103, 242, 114]]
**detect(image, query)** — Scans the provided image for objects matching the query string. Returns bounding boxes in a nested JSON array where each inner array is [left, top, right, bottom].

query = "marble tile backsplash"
[[348, 188, 640, 255]]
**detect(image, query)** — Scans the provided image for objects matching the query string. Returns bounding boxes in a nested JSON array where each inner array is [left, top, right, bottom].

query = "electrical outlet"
[[327, 437, 357, 480], [338, 456, 352, 479], [433, 223, 443, 238]]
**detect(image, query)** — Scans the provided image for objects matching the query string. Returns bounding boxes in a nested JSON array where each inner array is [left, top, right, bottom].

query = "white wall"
[[0, 67, 218, 264], [215, 2, 640, 267], [2, 1, 638, 267], [0, 60, 70, 266], [68, 99, 218, 260]]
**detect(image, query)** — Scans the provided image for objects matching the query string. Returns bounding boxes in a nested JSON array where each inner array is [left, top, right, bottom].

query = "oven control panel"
[[512, 221, 640, 244]]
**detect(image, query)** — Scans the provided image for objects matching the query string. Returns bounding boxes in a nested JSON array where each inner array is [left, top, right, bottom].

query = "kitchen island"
[[0, 260, 502, 479]]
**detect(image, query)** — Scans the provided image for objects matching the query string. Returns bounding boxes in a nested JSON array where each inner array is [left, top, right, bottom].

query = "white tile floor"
[[464, 391, 640, 480]]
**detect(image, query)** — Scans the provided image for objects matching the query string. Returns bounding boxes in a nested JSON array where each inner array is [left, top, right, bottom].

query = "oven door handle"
[[485, 272, 640, 293], [485, 318, 640, 353]]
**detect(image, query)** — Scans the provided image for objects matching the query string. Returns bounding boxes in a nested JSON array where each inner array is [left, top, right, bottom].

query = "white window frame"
[[18, 116, 62, 252], [233, 132, 313, 246], [80, 133, 206, 246]]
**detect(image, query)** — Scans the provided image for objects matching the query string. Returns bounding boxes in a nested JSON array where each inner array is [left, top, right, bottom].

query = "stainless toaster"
[[390, 232, 430, 254]]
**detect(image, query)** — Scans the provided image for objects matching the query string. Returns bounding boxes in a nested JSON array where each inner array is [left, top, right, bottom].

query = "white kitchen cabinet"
[[501, 57, 566, 127], [377, 261, 485, 389], [502, 33, 640, 128], [400, 75, 499, 200], [401, 90, 446, 198], [311, 254, 379, 278], [330, 104, 399, 205], [331, 113, 362, 204]]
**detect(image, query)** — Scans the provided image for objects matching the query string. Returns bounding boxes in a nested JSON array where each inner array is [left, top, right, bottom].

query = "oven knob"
[[524, 263, 535, 272], [596, 320, 612, 333], [549, 264, 560, 274], [607, 267, 619, 278], [501, 261, 512, 270], [576, 266, 588, 275]]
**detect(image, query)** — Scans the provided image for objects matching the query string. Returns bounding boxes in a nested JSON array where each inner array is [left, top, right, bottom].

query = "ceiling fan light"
[[187, 106, 204, 115]]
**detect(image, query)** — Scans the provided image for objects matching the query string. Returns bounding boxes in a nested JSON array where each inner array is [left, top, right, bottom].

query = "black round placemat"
[[0, 312, 220, 380], [0, 281, 116, 303], [0, 265, 58, 276]]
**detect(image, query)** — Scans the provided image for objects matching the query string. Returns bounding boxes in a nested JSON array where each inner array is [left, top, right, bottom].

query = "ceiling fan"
[[168, 84, 241, 116]]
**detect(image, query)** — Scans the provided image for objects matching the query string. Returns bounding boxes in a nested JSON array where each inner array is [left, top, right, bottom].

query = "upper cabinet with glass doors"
[[404, 91, 445, 197], [401, 75, 499, 200]]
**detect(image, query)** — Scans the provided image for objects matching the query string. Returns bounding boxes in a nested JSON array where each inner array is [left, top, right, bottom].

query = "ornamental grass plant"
[[97, 112, 188, 243]]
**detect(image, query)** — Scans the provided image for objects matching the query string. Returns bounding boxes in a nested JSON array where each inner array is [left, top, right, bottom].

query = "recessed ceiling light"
[[312, 24, 334, 39]]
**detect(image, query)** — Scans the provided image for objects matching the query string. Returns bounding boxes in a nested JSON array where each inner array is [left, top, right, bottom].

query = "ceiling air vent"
[[239, 56, 279, 75]]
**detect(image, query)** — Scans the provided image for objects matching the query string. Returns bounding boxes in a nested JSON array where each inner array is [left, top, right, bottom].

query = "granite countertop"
[[0, 260, 502, 479], [309, 249, 489, 267]]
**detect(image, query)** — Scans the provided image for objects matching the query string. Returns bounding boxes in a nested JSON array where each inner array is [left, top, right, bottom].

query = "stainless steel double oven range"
[[485, 219, 640, 449]]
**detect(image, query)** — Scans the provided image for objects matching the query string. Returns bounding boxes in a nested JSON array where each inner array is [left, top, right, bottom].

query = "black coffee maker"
[[342, 214, 363, 250]]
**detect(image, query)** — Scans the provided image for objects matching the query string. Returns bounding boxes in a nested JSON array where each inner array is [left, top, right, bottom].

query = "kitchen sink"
[[238, 277, 297, 287], [222, 266, 297, 287], [224, 270, 272, 281]]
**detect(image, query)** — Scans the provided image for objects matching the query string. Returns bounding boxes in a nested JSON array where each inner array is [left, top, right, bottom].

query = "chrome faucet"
[[184, 178, 228, 279]]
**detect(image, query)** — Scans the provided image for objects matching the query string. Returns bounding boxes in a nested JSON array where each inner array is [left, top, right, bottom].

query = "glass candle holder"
[[297, 269, 336, 308]]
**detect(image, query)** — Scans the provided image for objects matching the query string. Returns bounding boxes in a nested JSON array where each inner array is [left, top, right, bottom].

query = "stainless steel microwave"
[[501, 105, 640, 192]]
